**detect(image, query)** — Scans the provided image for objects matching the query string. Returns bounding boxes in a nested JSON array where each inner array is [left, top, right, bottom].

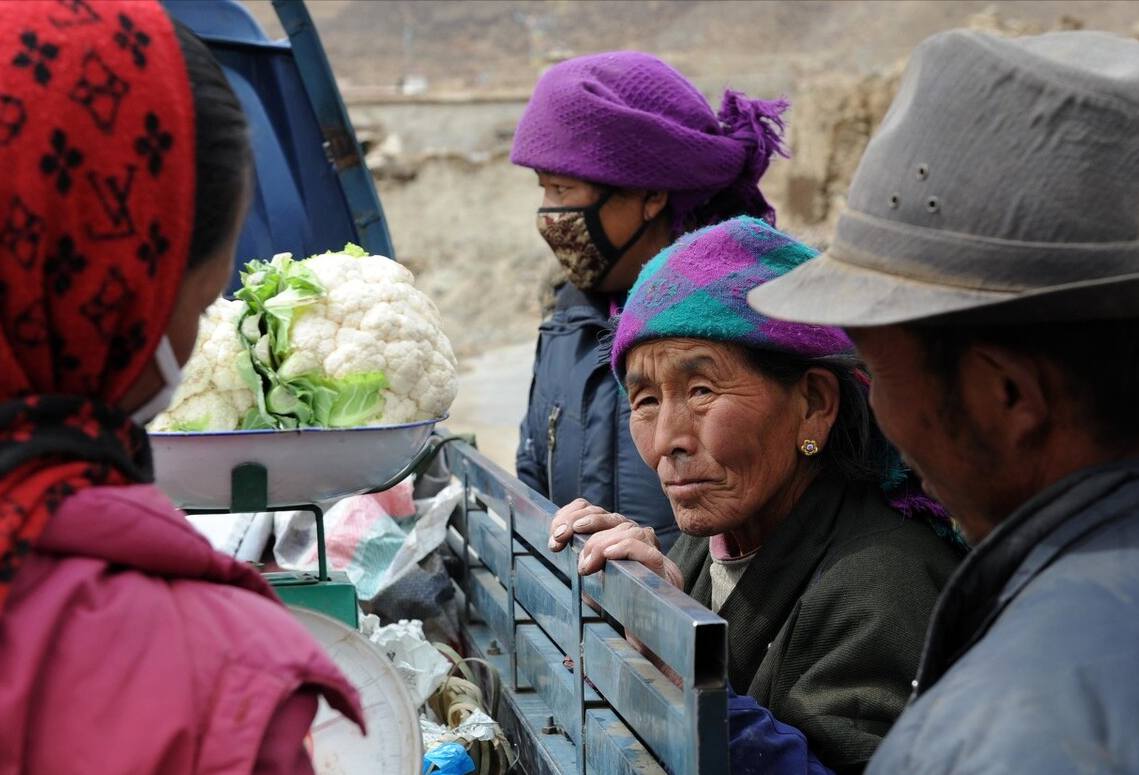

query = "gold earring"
[[800, 439, 819, 456]]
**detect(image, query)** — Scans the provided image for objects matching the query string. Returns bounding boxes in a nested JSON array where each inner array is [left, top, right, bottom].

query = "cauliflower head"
[[236, 245, 458, 429], [149, 298, 255, 431]]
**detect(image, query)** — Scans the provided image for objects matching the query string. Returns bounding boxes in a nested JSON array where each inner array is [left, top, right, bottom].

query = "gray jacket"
[[868, 459, 1139, 774]]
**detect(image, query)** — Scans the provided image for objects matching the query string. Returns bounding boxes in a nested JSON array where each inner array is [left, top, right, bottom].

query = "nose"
[[652, 397, 698, 461]]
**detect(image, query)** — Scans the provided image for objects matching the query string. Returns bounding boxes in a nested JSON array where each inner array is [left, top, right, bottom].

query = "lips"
[[663, 479, 711, 499]]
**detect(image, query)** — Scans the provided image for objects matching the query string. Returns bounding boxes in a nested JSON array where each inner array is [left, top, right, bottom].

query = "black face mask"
[[536, 189, 653, 290]]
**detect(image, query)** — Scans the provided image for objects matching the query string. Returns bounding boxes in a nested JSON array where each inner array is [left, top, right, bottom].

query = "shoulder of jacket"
[[808, 486, 961, 593]]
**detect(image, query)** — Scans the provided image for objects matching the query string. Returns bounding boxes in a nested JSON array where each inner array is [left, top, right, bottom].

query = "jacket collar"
[[554, 282, 627, 316], [914, 457, 1139, 695], [685, 474, 850, 692]]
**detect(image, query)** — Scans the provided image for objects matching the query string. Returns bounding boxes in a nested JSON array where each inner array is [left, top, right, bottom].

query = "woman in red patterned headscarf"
[[0, 3, 363, 772]]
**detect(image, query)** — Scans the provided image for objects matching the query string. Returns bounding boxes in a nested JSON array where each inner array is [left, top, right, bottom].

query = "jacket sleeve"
[[252, 690, 320, 775], [728, 687, 837, 775]]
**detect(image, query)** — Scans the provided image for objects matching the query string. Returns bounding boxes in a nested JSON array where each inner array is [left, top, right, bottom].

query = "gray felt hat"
[[748, 29, 1139, 326]]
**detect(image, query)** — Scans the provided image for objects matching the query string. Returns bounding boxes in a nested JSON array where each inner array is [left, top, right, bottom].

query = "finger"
[[601, 536, 664, 568], [548, 499, 597, 551], [576, 523, 633, 574], [570, 509, 632, 535], [602, 537, 683, 587], [577, 530, 658, 575], [642, 525, 661, 551]]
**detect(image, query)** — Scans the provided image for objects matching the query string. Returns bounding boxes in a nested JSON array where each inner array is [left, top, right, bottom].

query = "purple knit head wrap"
[[611, 217, 852, 379], [511, 51, 789, 229]]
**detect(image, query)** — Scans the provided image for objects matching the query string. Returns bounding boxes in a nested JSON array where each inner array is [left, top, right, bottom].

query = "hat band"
[[830, 209, 1139, 292]]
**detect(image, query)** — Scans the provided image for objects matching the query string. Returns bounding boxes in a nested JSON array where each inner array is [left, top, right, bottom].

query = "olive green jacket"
[[670, 475, 962, 773]]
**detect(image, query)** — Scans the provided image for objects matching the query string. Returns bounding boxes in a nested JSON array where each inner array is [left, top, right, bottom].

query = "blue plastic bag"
[[423, 741, 475, 775]]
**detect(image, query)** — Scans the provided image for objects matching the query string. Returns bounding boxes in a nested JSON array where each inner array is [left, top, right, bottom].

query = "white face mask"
[[131, 335, 184, 426]]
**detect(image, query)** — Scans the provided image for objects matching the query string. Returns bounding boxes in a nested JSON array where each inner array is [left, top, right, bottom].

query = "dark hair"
[[908, 318, 1139, 454], [682, 185, 775, 235], [173, 20, 252, 268], [740, 347, 897, 487]]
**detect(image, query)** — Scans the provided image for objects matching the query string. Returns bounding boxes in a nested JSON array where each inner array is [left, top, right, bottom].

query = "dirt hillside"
[[237, 1, 1138, 359]]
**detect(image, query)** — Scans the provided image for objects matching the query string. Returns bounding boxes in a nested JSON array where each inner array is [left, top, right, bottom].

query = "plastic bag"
[[360, 615, 451, 708], [423, 741, 475, 775], [272, 479, 462, 604]]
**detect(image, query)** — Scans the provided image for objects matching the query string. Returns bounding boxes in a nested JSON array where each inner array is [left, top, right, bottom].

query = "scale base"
[[269, 570, 359, 628]]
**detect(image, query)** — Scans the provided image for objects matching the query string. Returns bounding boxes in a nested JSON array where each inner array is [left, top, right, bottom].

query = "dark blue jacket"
[[867, 459, 1139, 774], [515, 283, 679, 552]]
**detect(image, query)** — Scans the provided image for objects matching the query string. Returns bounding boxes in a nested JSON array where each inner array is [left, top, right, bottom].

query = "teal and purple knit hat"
[[611, 216, 854, 380], [610, 215, 969, 552]]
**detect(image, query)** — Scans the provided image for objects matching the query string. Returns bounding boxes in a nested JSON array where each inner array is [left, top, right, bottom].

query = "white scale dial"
[[291, 607, 423, 775]]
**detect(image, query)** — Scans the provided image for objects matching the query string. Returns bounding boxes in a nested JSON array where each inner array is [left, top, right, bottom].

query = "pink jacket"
[[0, 484, 365, 775]]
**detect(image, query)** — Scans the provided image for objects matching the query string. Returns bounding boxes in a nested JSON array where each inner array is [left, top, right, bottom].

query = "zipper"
[[545, 404, 561, 498]]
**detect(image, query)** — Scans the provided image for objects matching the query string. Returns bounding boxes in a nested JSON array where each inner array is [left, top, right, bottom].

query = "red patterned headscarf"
[[0, 0, 195, 613]]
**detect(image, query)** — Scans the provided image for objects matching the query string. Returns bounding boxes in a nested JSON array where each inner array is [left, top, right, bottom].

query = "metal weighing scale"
[[148, 421, 460, 773]]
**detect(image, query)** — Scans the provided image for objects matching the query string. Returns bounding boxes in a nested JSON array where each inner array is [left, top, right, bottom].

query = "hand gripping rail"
[[444, 441, 729, 775]]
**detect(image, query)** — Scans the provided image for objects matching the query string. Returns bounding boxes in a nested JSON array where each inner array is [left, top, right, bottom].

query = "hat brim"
[[748, 245, 1139, 327]]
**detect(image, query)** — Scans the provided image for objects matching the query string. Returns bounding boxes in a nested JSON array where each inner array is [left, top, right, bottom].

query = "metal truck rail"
[[444, 440, 730, 775]]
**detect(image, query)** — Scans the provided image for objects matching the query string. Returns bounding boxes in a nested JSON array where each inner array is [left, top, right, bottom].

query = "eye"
[[629, 392, 658, 411], [691, 384, 713, 397]]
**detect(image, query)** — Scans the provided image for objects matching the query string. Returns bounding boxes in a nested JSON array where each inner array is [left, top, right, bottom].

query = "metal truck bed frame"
[[444, 441, 730, 775]]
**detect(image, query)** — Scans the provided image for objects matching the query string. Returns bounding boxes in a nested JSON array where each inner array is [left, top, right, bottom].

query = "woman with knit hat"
[[512, 51, 789, 552], [548, 216, 965, 773], [0, 3, 362, 771]]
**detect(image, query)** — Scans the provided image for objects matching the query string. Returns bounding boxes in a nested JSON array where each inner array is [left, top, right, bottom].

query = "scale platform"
[[150, 420, 446, 627]]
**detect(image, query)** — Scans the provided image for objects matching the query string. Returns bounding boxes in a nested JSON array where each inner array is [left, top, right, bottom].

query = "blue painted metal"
[[515, 557, 587, 657], [515, 623, 603, 745], [687, 684, 731, 775], [571, 540, 588, 775], [161, 0, 395, 294], [582, 627, 689, 769], [466, 510, 512, 581], [467, 567, 527, 655], [465, 620, 669, 775], [270, 0, 394, 257], [584, 712, 669, 775], [580, 558, 727, 689], [446, 441, 731, 774]]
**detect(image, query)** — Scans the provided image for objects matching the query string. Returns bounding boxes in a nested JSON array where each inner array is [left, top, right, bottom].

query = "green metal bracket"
[[229, 462, 328, 580], [231, 462, 269, 512]]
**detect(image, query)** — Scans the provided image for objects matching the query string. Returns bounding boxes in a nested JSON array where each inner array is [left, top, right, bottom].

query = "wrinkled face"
[[847, 325, 1003, 541], [625, 338, 810, 540]]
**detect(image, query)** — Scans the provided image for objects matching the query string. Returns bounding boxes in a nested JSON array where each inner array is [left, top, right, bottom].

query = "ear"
[[798, 367, 841, 448], [644, 190, 669, 222], [961, 345, 1050, 450]]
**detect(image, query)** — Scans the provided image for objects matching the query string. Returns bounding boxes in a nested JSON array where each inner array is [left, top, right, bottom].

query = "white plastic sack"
[[380, 481, 463, 590], [186, 512, 274, 562], [360, 614, 451, 708]]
